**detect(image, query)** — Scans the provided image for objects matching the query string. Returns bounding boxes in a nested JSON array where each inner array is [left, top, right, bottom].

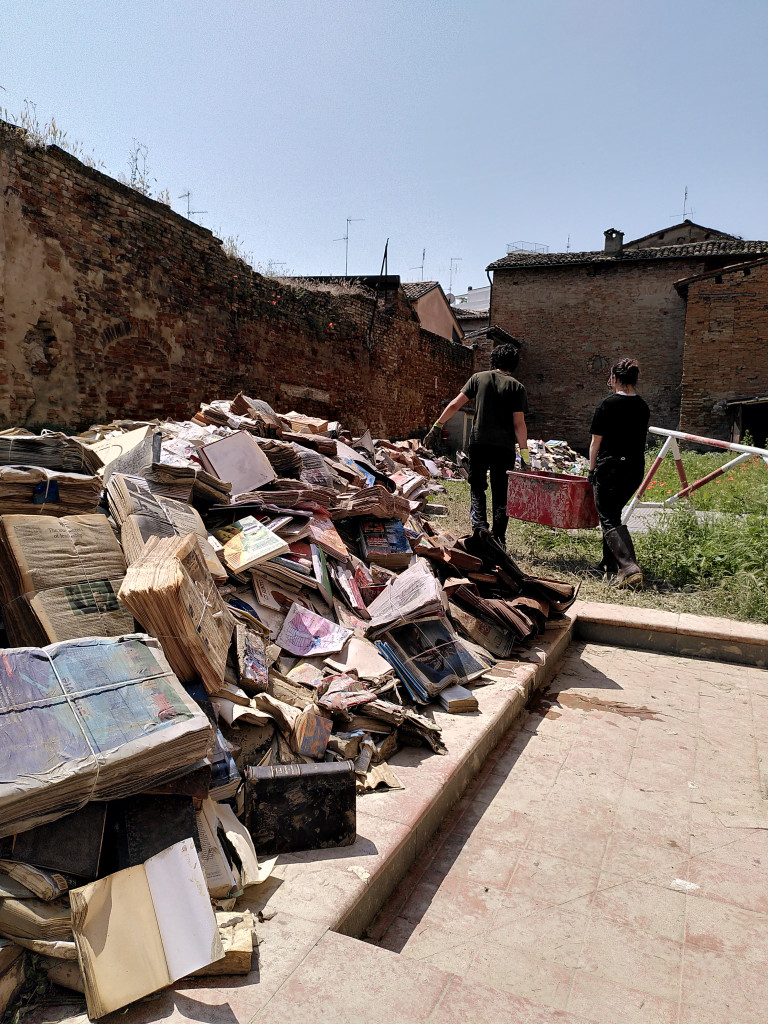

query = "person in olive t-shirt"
[[424, 343, 529, 543], [588, 357, 650, 588]]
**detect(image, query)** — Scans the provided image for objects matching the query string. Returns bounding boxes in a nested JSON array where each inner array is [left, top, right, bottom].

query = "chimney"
[[604, 228, 624, 255]]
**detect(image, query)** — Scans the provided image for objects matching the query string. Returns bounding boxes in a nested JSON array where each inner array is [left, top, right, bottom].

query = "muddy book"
[[0, 513, 133, 646], [119, 533, 235, 694], [70, 839, 222, 1018], [198, 430, 276, 496], [0, 634, 212, 839]]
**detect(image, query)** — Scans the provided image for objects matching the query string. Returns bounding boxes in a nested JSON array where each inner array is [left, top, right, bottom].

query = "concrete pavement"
[[25, 607, 768, 1024]]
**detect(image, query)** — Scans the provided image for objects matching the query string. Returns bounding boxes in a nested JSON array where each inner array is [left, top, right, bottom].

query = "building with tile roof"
[[485, 222, 768, 447], [402, 281, 464, 344]]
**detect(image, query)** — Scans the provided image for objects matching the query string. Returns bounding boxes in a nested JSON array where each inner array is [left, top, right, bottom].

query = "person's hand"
[[587, 470, 596, 486], [423, 425, 442, 451]]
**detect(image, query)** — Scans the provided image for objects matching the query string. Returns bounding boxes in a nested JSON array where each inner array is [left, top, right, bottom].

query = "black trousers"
[[467, 443, 516, 535], [593, 455, 644, 570], [593, 455, 644, 532]]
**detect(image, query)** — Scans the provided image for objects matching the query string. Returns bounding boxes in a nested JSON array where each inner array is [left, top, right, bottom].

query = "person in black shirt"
[[424, 344, 530, 544], [588, 358, 650, 588]]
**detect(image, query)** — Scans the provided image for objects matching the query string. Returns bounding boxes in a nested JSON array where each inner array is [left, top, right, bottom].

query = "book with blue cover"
[[358, 517, 412, 569], [0, 634, 212, 839]]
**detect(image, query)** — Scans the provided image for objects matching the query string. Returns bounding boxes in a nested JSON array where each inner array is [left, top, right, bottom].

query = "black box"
[[244, 761, 356, 856]]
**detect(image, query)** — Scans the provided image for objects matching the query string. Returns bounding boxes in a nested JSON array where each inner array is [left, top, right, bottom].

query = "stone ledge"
[[574, 600, 768, 667]]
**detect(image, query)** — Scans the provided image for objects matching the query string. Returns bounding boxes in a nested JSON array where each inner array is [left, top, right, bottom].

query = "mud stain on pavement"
[[529, 690, 662, 722]]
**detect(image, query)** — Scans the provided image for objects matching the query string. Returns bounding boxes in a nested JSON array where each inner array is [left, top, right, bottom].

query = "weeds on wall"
[[116, 138, 170, 206], [2, 96, 290, 274], [0, 98, 105, 170], [278, 277, 370, 299]]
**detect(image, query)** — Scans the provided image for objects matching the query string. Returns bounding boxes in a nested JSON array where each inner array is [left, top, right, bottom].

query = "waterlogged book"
[[0, 634, 212, 838], [70, 839, 223, 1018], [307, 515, 348, 561], [358, 517, 412, 569], [276, 602, 352, 657]]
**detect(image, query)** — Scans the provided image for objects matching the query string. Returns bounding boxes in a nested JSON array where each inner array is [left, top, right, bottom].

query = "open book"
[[70, 839, 223, 1019]]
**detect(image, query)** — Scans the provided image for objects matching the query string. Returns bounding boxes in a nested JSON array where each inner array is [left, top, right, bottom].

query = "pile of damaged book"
[[0, 392, 577, 1021]]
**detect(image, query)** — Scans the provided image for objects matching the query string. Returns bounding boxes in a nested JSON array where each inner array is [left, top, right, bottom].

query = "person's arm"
[[434, 392, 469, 428], [423, 392, 469, 449], [588, 434, 602, 483], [513, 411, 530, 468], [513, 411, 527, 450]]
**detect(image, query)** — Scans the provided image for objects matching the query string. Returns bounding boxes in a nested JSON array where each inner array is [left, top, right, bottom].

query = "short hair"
[[612, 357, 639, 387], [490, 343, 520, 373]]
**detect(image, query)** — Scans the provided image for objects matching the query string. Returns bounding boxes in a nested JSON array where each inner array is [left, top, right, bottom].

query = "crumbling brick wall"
[[679, 261, 768, 440], [0, 122, 471, 436], [490, 259, 719, 449]]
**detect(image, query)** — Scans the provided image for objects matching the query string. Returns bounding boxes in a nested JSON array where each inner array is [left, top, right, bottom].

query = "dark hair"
[[490, 343, 520, 373], [612, 357, 639, 387]]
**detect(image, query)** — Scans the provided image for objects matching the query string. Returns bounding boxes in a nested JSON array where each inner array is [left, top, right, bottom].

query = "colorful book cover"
[[213, 516, 289, 573], [307, 515, 348, 561]]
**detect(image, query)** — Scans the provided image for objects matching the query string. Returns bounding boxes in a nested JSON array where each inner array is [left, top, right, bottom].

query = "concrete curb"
[[574, 600, 768, 667]]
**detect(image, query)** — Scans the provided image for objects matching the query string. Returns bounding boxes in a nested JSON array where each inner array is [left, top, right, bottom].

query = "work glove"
[[518, 447, 531, 472], [423, 424, 443, 451], [587, 470, 596, 486]]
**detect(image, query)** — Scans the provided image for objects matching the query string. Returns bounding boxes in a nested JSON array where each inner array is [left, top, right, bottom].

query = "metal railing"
[[622, 427, 768, 525]]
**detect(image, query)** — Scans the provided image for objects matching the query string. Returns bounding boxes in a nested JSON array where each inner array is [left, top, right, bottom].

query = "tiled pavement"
[[369, 641, 768, 1024], [24, 628, 768, 1024]]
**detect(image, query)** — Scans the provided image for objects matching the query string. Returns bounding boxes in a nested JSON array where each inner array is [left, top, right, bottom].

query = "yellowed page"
[[144, 839, 223, 979], [194, 801, 238, 897], [70, 865, 168, 1019]]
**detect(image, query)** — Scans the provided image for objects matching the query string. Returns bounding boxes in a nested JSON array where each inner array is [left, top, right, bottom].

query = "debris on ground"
[[527, 439, 589, 475], [0, 395, 577, 1020]]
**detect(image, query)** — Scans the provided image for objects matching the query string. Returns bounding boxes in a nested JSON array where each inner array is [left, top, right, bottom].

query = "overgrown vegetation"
[[0, 97, 104, 169], [277, 277, 371, 298], [436, 444, 768, 624]]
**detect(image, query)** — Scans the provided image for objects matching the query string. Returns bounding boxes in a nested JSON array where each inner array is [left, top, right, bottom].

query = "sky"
[[2, 0, 767, 296]]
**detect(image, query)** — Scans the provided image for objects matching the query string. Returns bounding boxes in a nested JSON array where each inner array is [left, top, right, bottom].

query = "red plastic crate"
[[506, 469, 598, 529]]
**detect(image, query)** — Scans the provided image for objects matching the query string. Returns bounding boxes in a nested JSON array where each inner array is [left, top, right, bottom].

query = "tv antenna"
[[670, 186, 693, 222], [566, 234, 571, 252], [449, 257, 462, 295], [334, 216, 364, 276], [410, 248, 426, 280], [178, 191, 207, 221]]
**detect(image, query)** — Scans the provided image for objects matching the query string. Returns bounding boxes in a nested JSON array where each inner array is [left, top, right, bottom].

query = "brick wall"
[[490, 259, 714, 449], [0, 122, 471, 436], [679, 261, 768, 440]]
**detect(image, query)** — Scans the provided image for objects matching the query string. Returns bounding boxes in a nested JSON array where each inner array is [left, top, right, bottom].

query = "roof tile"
[[487, 239, 768, 272]]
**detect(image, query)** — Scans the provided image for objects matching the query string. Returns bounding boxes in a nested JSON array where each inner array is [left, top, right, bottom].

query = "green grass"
[[431, 444, 768, 624], [642, 444, 768, 514]]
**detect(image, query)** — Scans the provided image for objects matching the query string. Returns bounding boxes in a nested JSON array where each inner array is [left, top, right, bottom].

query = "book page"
[[145, 839, 223, 979], [70, 864, 169, 1019], [214, 803, 276, 887], [194, 800, 238, 897]]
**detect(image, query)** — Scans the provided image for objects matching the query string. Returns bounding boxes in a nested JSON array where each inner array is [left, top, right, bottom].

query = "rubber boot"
[[470, 490, 489, 531], [492, 509, 509, 548], [588, 536, 618, 578], [603, 527, 643, 589]]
